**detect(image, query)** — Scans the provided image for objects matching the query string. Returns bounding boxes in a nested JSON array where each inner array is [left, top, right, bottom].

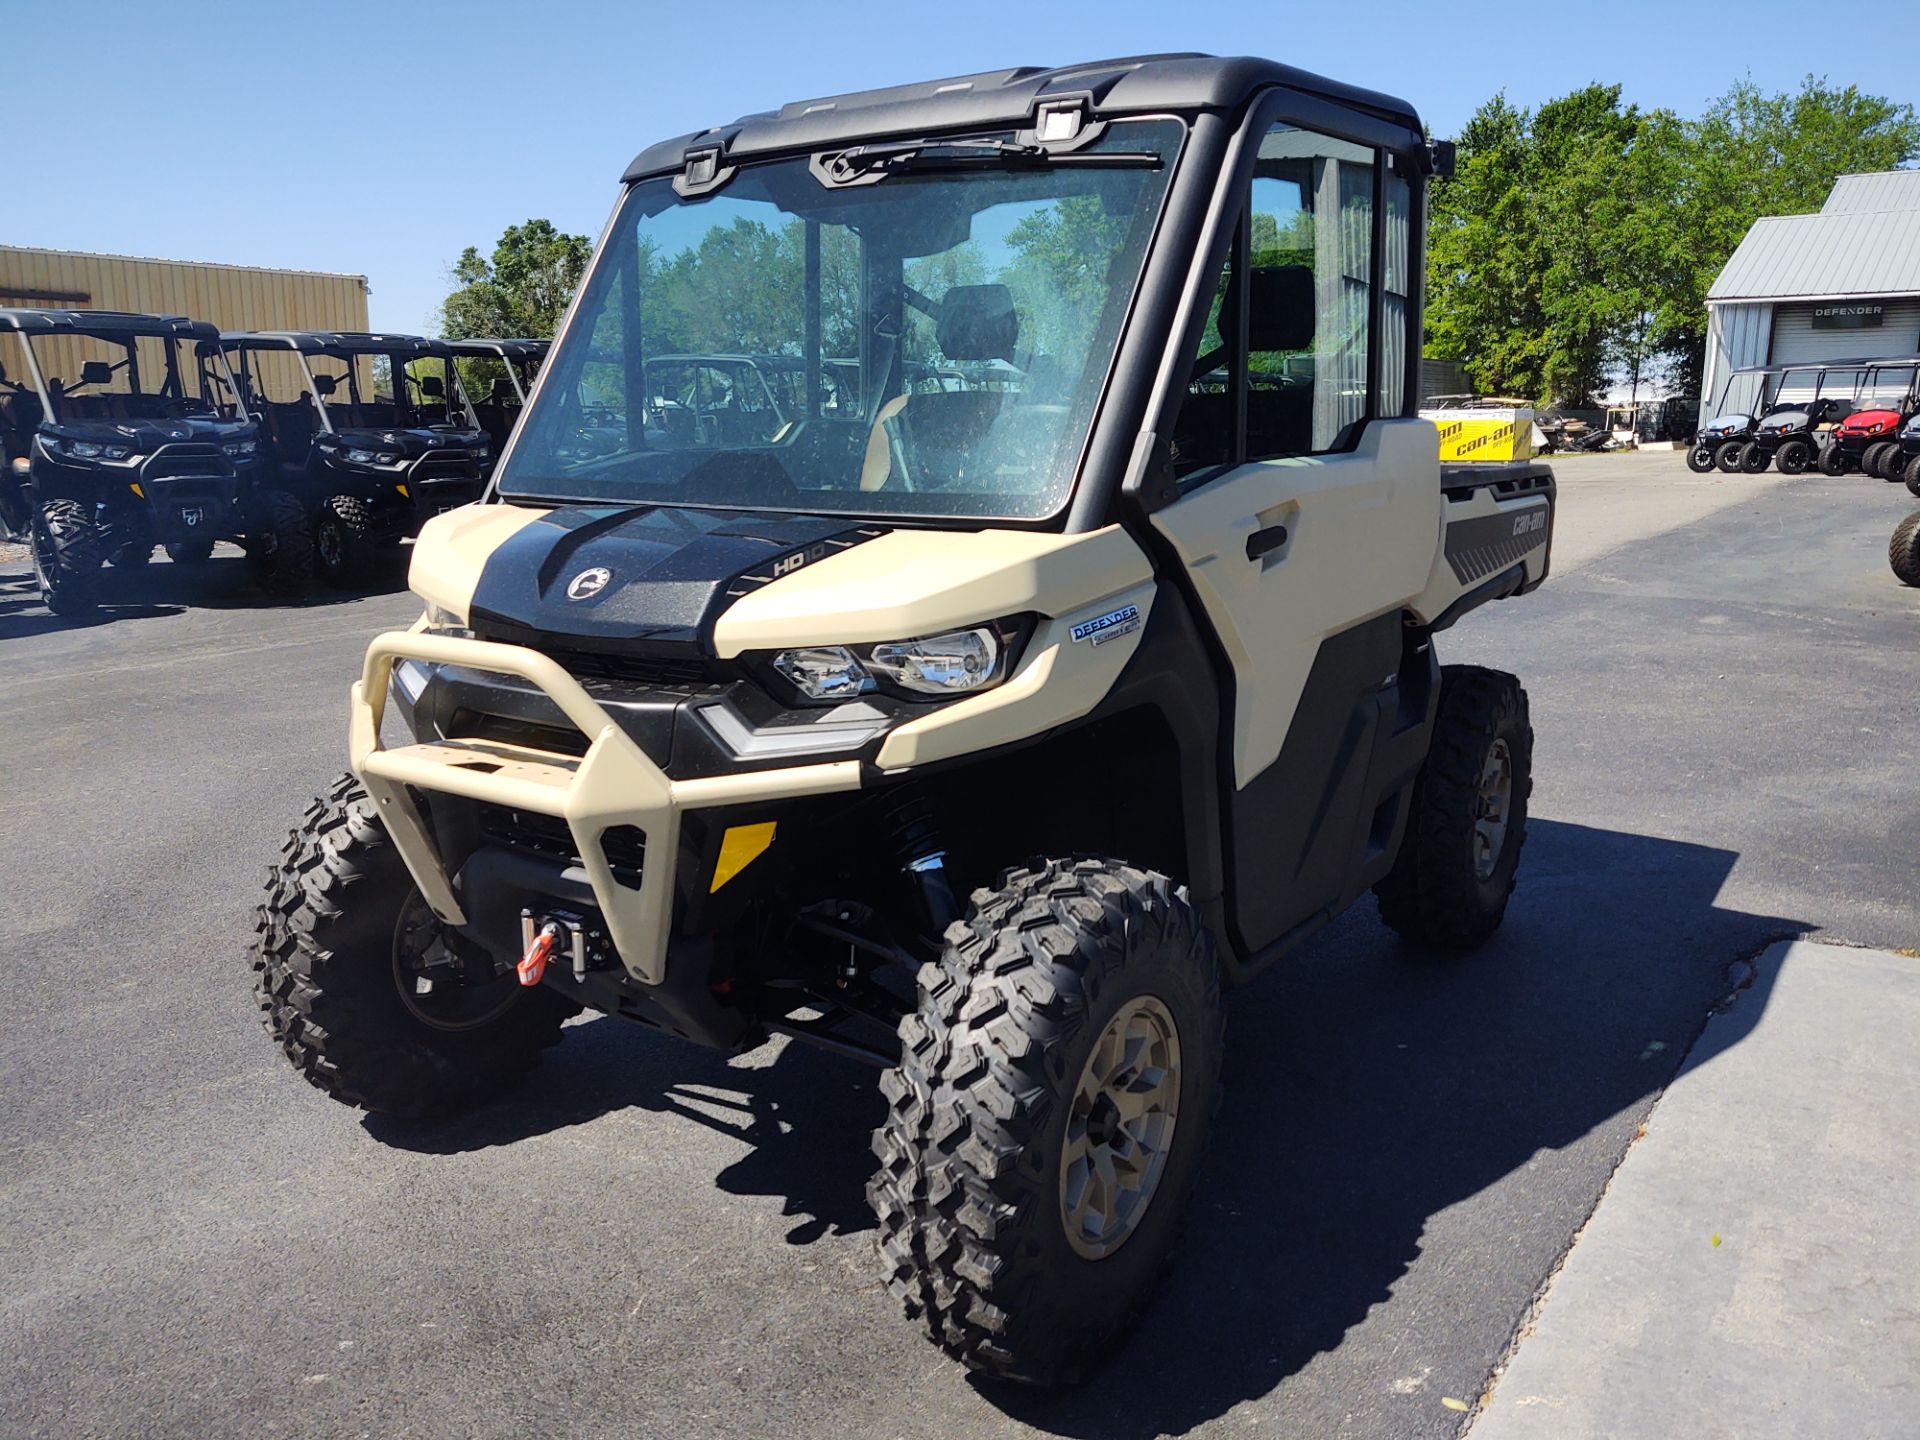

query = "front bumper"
[[349, 630, 861, 985]]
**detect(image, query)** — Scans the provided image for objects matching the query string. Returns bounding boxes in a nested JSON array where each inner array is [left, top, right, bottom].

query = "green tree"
[[440, 219, 592, 339]]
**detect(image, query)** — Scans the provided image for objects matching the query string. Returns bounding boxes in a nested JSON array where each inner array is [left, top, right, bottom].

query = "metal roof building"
[[1701, 171, 1920, 425]]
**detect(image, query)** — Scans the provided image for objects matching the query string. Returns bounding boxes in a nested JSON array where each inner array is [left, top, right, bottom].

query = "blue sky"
[[10, 0, 1917, 335]]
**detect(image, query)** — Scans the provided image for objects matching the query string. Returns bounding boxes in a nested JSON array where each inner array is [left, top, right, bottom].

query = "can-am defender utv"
[[0, 308, 268, 613], [1825, 360, 1920, 479], [223, 331, 492, 589], [447, 338, 548, 465], [251, 54, 1556, 1386]]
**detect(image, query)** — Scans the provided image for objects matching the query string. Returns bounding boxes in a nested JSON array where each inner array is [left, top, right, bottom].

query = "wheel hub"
[[1473, 738, 1512, 881], [1059, 994, 1181, 1260], [391, 891, 520, 1031]]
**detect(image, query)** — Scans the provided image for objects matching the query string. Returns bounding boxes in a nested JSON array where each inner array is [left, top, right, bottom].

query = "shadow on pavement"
[[0, 545, 408, 639], [368, 818, 1803, 1434]]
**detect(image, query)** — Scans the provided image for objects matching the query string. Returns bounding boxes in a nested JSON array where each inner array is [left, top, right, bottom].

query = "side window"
[[1171, 249, 1234, 477], [1247, 124, 1374, 457]]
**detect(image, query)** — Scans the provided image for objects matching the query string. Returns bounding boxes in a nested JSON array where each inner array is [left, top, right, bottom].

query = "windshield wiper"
[[823, 138, 1161, 183]]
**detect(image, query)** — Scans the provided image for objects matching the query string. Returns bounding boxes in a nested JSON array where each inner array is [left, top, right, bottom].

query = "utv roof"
[[622, 53, 1425, 183], [0, 307, 219, 341], [1729, 356, 1920, 375], [222, 330, 453, 356], [445, 337, 549, 359]]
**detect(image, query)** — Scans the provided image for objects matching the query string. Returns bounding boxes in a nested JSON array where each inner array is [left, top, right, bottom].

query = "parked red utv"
[[1824, 360, 1918, 478]]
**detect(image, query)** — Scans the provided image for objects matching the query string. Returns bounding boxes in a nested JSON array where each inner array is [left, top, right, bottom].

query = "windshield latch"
[[674, 145, 735, 198]]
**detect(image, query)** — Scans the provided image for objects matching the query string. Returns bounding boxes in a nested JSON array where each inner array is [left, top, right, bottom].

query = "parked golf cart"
[[1689, 363, 1777, 472], [447, 338, 548, 462], [1889, 412, 1920, 496], [1824, 359, 1920, 479], [1732, 363, 1860, 474], [223, 331, 492, 588], [0, 308, 270, 613]]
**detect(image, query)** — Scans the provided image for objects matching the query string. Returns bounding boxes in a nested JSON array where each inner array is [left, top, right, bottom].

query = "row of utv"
[[0, 307, 546, 614], [1689, 356, 1920, 489]]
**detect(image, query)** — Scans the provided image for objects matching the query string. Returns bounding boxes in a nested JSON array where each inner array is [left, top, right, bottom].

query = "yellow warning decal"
[[710, 822, 778, 892]]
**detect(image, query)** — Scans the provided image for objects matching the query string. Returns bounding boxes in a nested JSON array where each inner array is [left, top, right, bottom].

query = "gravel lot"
[[2, 454, 1915, 1438]]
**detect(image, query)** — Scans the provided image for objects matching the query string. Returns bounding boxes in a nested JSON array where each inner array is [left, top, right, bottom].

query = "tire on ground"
[[1374, 665, 1532, 949], [1818, 443, 1847, 476], [165, 538, 215, 565], [246, 489, 315, 596], [1891, 512, 1920, 588], [315, 494, 376, 587], [1714, 441, 1746, 474], [1686, 443, 1717, 473], [251, 772, 575, 1117], [1905, 454, 1920, 499], [32, 497, 103, 614], [1739, 442, 1770, 473], [1861, 442, 1891, 478], [1774, 438, 1812, 475], [869, 857, 1223, 1387]]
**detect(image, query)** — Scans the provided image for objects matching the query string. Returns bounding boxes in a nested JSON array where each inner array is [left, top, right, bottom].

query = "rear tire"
[[252, 773, 575, 1118], [870, 857, 1222, 1386], [1774, 438, 1812, 475], [1860, 442, 1889, 478], [1714, 441, 1746, 474], [246, 490, 315, 597], [165, 538, 215, 566], [315, 495, 375, 588], [1891, 512, 1920, 588], [1686, 443, 1717, 473], [31, 497, 102, 615], [1375, 665, 1532, 949], [1739, 442, 1770, 473]]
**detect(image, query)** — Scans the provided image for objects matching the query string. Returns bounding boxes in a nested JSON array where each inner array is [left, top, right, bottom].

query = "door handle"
[[1245, 523, 1289, 561]]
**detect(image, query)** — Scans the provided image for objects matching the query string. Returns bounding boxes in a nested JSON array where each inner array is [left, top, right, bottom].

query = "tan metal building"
[[0, 245, 371, 400]]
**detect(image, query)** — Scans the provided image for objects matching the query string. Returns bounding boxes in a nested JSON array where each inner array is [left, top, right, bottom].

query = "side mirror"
[[80, 360, 114, 386], [312, 374, 339, 397], [1428, 139, 1457, 179], [418, 375, 445, 398]]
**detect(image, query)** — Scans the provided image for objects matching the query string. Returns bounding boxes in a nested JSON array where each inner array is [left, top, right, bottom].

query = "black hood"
[[45, 414, 254, 449], [468, 505, 885, 649], [332, 425, 485, 456]]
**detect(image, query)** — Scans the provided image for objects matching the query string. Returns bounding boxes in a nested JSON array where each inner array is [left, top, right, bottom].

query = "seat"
[[861, 285, 1019, 491]]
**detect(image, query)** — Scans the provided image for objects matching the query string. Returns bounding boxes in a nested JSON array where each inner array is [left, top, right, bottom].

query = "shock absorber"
[[884, 784, 961, 935]]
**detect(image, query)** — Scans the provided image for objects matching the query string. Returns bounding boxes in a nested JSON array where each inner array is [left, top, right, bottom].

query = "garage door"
[[1770, 299, 1920, 365]]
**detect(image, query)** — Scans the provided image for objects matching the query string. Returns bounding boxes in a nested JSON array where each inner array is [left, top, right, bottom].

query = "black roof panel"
[[622, 53, 1423, 182], [445, 337, 551, 359], [221, 330, 453, 356], [0, 307, 219, 340]]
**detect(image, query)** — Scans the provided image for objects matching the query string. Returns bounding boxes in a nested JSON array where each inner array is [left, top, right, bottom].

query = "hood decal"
[[467, 506, 888, 648]]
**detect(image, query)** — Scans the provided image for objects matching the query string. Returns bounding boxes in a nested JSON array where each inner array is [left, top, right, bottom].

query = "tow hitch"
[[518, 911, 588, 985]]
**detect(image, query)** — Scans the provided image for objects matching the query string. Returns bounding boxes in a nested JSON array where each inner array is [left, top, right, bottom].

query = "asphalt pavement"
[[2, 454, 1916, 1439]]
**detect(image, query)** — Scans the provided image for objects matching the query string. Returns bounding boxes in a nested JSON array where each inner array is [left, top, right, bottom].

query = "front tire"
[[870, 858, 1222, 1386], [1818, 442, 1847, 476], [315, 494, 375, 587], [1740, 442, 1770, 473], [31, 497, 103, 615], [1375, 665, 1532, 949], [1714, 441, 1746, 474], [1686, 443, 1717, 473], [1775, 438, 1812, 475], [1904, 455, 1920, 499], [245, 490, 315, 597], [1892, 512, 1920, 588], [251, 773, 575, 1117]]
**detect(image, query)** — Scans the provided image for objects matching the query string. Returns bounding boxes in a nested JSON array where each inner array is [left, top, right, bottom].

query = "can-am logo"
[[566, 566, 612, 601], [1811, 303, 1885, 330]]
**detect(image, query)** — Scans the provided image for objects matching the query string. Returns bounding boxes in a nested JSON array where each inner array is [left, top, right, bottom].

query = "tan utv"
[[252, 53, 1555, 1386]]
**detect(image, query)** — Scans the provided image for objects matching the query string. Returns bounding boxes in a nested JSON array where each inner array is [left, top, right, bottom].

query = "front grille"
[[545, 648, 719, 690], [145, 444, 230, 481], [474, 803, 645, 887]]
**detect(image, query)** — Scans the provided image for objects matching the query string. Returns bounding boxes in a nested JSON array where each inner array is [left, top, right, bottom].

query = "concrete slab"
[[1470, 940, 1920, 1440]]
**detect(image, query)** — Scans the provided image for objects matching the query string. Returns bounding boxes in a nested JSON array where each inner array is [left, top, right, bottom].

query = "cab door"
[[1149, 119, 1441, 954]]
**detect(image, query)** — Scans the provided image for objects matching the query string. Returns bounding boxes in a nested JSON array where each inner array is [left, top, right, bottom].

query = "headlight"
[[102, 444, 133, 460], [868, 627, 1000, 695], [768, 624, 1016, 704], [345, 447, 403, 466], [68, 440, 103, 458], [223, 439, 258, 457], [422, 601, 472, 638], [771, 646, 875, 701]]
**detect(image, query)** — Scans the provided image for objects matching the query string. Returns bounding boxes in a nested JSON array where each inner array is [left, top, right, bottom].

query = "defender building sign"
[[1812, 303, 1886, 329]]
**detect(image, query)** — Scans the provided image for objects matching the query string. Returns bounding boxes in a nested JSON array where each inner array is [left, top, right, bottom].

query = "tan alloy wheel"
[[1059, 994, 1182, 1259]]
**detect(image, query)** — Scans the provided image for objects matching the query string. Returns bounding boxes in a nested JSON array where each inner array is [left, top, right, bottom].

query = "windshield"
[[497, 117, 1184, 520], [21, 332, 240, 424], [294, 350, 461, 431]]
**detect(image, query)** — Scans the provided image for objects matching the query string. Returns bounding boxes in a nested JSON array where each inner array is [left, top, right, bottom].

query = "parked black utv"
[[447, 338, 547, 466], [223, 332, 492, 588], [0, 308, 274, 614]]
